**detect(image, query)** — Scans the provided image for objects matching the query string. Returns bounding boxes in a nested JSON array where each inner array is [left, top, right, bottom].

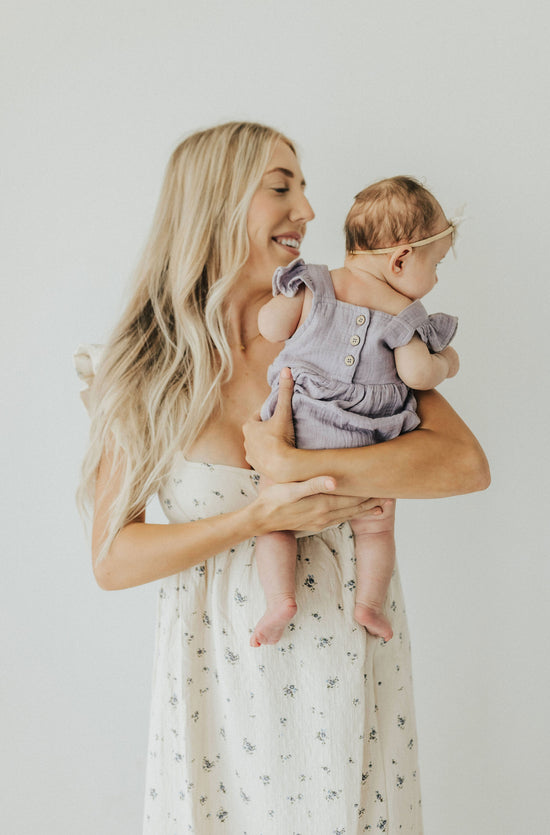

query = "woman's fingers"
[[296, 475, 336, 495], [271, 368, 296, 444]]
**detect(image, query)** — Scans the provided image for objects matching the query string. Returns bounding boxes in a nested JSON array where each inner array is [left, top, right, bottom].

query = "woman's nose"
[[289, 194, 315, 223]]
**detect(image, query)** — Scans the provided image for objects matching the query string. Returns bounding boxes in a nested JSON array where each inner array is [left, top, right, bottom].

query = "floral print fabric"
[[144, 456, 423, 833]]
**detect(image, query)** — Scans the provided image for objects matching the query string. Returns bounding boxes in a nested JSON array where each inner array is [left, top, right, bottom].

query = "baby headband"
[[349, 211, 465, 256]]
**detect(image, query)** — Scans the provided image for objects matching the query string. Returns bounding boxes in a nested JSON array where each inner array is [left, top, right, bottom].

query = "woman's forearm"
[[269, 389, 490, 499], [92, 447, 380, 590], [94, 506, 259, 591]]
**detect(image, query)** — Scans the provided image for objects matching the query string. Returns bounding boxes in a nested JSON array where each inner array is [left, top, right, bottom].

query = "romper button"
[[356, 314, 366, 325], [350, 334, 360, 346], [344, 355, 355, 366]]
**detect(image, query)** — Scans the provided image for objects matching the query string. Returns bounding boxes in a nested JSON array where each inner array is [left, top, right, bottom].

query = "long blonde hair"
[[78, 121, 295, 560]]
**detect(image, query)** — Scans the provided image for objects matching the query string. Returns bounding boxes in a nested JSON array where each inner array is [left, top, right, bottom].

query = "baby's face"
[[399, 232, 452, 300]]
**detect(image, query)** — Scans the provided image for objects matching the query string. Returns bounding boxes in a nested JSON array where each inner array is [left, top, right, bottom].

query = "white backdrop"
[[2, 1, 549, 832]]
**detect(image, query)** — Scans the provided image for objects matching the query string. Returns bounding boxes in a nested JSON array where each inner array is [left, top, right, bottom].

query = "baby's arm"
[[394, 336, 459, 390], [258, 288, 306, 343]]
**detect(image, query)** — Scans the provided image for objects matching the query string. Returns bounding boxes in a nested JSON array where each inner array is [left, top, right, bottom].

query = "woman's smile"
[[245, 139, 314, 278]]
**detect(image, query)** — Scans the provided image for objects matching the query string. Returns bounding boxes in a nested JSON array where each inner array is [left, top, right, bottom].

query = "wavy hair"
[[345, 176, 442, 252], [78, 121, 295, 560]]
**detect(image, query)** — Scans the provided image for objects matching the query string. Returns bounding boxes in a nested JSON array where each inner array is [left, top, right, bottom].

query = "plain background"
[[2, 1, 549, 832]]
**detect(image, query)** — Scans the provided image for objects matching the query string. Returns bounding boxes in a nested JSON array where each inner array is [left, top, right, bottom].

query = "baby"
[[250, 176, 460, 647]]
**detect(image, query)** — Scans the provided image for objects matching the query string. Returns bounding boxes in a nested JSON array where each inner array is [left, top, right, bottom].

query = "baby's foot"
[[250, 596, 297, 647], [354, 602, 393, 642]]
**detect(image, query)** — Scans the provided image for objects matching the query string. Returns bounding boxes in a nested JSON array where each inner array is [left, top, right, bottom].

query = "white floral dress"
[[143, 454, 423, 834]]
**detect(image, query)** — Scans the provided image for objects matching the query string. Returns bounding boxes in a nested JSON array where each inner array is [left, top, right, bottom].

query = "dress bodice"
[[158, 453, 260, 522]]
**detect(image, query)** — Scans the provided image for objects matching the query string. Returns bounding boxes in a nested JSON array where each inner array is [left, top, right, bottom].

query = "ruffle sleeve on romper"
[[271, 257, 309, 297], [383, 299, 458, 352], [73, 343, 105, 413]]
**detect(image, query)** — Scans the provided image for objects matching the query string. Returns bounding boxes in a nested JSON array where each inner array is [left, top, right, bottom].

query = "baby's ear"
[[389, 246, 413, 275]]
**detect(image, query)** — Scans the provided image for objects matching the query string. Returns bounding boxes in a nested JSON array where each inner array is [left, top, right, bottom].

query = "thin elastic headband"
[[349, 212, 464, 256]]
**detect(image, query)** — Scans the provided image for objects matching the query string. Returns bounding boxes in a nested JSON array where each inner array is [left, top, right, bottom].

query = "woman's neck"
[[224, 278, 272, 352]]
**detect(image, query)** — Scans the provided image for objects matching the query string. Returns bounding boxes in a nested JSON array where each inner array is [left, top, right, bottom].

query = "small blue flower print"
[[283, 684, 298, 698], [224, 648, 239, 664], [316, 729, 328, 744], [288, 793, 303, 804], [234, 589, 247, 606], [242, 738, 256, 754]]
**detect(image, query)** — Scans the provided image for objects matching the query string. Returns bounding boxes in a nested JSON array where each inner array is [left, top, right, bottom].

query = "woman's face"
[[245, 140, 315, 280]]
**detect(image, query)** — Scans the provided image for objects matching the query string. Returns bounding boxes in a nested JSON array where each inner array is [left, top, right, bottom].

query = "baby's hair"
[[344, 176, 444, 252]]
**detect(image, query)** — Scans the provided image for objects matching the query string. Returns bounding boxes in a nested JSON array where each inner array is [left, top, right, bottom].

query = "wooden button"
[[350, 334, 360, 346], [356, 314, 366, 325], [344, 355, 355, 366]]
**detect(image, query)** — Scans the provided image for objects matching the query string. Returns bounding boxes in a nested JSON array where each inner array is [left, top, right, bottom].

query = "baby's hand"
[[440, 346, 460, 378]]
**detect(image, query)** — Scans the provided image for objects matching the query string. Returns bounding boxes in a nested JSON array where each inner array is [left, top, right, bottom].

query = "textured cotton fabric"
[[143, 455, 424, 833], [260, 259, 458, 450]]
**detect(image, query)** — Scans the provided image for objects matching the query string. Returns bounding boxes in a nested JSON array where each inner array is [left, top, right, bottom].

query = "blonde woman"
[[77, 122, 489, 833]]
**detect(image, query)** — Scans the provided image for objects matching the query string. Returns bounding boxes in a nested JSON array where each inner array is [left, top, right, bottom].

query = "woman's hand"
[[248, 475, 383, 537], [243, 367, 296, 482]]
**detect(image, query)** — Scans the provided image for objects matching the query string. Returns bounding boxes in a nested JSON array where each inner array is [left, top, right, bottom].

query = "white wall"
[[2, 1, 548, 832]]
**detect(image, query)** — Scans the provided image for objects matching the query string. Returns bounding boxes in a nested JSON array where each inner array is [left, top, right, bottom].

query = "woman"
[[78, 122, 489, 833]]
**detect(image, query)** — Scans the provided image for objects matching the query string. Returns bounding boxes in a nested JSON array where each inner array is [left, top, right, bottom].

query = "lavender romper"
[[260, 259, 458, 448]]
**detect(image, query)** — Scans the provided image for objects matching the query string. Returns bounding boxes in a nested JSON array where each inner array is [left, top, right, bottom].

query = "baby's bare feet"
[[250, 596, 297, 647], [354, 602, 393, 642]]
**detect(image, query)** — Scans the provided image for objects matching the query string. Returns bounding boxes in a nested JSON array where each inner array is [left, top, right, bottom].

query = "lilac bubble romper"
[[260, 259, 458, 448]]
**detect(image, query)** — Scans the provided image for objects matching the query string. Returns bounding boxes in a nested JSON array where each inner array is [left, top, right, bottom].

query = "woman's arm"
[[395, 336, 460, 389], [243, 369, 490, 499], [91, 445, 379, 590]]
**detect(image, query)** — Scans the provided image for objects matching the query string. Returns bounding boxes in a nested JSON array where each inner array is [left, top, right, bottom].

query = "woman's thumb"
[[273, 367, 294, 420], [302, 475, 336, 495]]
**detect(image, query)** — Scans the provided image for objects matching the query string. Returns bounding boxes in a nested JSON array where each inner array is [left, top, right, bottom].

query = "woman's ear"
[[389, 246, 413, 275]]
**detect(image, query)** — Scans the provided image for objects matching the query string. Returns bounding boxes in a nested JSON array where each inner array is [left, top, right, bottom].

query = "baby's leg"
[[250, 477, 298, 648], [350, 499, 396, 642]]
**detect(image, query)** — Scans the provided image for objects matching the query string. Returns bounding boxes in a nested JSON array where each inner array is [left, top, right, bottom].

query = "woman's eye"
[[273, 187, 289, 194]]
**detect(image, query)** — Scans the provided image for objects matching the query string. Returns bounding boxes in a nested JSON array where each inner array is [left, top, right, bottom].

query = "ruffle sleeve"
[[271, 257, 309, 297], [383, 300, 458, 352], [74, 343, 105, 412]]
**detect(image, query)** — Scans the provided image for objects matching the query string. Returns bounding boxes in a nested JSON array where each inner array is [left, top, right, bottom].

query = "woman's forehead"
[[264, 140, 305, 184]]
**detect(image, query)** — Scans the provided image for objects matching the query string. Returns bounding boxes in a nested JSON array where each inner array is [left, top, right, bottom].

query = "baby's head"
[[344, 176, 454, 300]]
